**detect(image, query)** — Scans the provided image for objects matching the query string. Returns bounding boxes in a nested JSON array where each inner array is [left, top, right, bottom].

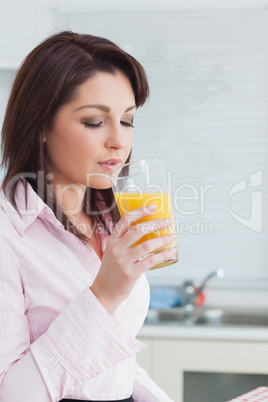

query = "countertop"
[[138, 323, 268, 341]]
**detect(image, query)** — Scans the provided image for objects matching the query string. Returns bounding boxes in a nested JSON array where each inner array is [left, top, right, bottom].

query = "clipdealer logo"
[[3, 170, 263, 234], [227, 170, 263, 233]]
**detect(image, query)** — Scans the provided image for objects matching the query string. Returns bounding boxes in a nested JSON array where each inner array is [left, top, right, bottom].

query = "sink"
[[145, 307, 268, 327], [194, 308, 268, 327], [146, 307, 190, 325]]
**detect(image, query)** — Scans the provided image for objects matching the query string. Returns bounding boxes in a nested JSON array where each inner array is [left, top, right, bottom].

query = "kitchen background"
[[0, 1, 268, 401]]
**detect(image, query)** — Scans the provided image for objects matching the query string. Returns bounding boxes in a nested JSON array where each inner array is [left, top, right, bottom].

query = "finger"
[[135, 246, 178, 273], [122, 218, 174, 248], [111, 204, 158, 239], [130, 233, 177, 263]]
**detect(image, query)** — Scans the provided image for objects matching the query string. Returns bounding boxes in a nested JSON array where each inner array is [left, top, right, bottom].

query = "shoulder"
[[0, 188, 23, 248]]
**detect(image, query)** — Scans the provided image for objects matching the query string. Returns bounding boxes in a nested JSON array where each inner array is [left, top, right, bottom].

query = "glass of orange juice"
[[109, 159, 178, 270]]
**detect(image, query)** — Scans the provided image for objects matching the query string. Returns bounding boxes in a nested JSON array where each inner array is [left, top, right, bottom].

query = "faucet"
[[182, 269, 224, 311]]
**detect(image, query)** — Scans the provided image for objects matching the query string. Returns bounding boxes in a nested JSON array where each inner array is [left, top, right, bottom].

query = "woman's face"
[[44, 70, 136, 190]]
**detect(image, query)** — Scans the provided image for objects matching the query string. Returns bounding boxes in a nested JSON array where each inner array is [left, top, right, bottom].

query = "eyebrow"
[[74, 104, 136, 113]]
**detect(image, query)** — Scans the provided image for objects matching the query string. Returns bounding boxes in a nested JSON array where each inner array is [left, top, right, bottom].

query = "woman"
[[0, 31, 176, 401]]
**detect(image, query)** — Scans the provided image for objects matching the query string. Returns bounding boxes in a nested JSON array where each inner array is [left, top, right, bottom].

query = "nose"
[[105, 121, 129, 150]]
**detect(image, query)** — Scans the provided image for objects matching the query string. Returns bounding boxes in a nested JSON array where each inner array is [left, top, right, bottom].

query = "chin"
[[86, 176, 112, 190]]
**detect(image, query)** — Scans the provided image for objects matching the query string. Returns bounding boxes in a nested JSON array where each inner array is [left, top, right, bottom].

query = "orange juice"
[[114, 192, 178, 266]]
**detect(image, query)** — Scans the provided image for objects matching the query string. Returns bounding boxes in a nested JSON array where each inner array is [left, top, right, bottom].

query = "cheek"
[[124, 134, 133, 158], [45, 136, 82, 182], [46, 125, 85, 163], [44, 136, 61, 168]]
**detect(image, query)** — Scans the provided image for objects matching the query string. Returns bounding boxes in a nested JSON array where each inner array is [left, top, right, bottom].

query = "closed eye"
[[83, 121, 103, 128], [83, 120, 134, 129], [121, 121, 135, 128]]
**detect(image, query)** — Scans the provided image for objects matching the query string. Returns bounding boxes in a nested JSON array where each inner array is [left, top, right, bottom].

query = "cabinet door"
[[154, 339, 182, 402], [137, 337, 180, 401], [136, 337, 155, 378]]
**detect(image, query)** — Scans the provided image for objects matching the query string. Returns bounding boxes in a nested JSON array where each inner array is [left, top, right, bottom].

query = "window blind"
[[48, 9, 268, 285]]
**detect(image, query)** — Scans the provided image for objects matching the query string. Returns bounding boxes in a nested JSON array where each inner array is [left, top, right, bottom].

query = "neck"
[[48, 181, 87, 217]]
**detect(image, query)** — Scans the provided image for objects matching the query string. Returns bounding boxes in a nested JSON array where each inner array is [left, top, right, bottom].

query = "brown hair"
[[1, 30, 149, 240]]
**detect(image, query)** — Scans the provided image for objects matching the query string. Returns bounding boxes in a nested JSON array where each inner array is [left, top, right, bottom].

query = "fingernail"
[[147, 204, 157, 211], [169, 233, 177, 238]]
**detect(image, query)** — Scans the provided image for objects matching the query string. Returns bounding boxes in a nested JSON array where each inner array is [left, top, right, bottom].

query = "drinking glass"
[[109, 159, 178, 269]]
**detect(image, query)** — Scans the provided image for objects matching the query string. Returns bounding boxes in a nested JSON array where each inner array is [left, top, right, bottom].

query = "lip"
[[98, 158, 122, 172]]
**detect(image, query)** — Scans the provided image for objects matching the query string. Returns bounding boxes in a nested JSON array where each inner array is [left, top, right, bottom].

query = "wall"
[[1, 0, 268, 66]]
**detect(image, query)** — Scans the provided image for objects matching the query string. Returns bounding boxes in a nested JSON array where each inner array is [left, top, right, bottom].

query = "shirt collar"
[[0, 180, 64, 236]]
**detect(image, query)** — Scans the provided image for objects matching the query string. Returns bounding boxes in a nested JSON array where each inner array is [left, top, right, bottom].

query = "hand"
[[90, 205, 177, 314]]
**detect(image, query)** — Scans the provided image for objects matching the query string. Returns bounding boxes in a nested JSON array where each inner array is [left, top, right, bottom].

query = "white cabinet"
[[137, 335, 268, 402]]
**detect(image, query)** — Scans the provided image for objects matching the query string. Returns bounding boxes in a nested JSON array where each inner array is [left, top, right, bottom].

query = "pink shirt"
[[0, 180, 173, 401]]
